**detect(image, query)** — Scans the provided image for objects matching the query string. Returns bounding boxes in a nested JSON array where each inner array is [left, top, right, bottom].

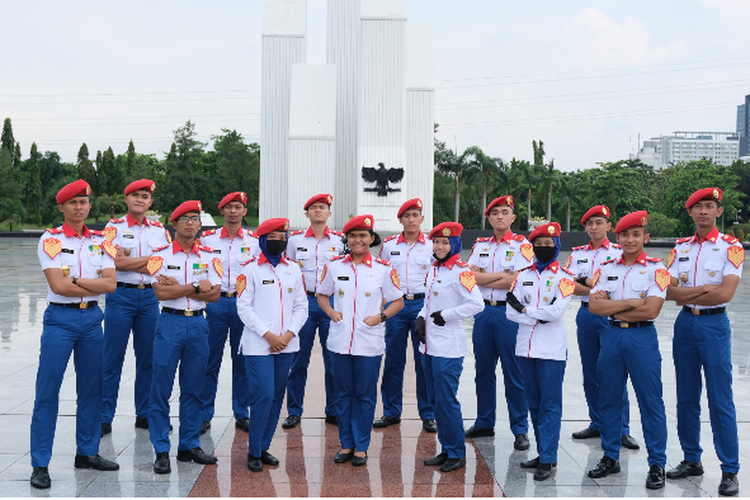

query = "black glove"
[[549, 297, 556, 305], [430, 311, 446, 326], [576, 276, 588, 287], [506, 291, 525, 313], [415, 316, 426, 344]]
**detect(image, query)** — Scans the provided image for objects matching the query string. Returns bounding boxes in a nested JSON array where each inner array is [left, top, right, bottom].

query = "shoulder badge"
[[109, 218, 124, 224], [165, 229, 172, 244], [331, 255, 346, 262], [149, 220, 164, 228], [90, 229, 104, 236], [646, 256, 663, 263], [722, 234, 739, 245], [199, 245, 215, 253], [247, 230, 257, 238], [558, 278, 576, 298], [240, 257, 256, 266], [390, 268, 401, 290], [42, 238, 62, 259], [520, 243, 534, 262], [331, 230, 344, 237], [512, 234, 526, 242], [375, 257, 391, 266], [571, 245, 585, 251], [676, 236, 692, 244], [103, 226, 117, 241], [591, 269, 601, 288], [235, 274, 247, 297], [102, 240, 117, 260], [601, 259, 616, 266], [152, 244, 170, 252], [456, 260, 469, 268], [476, 236, 491, 242], [146, 256, 163, 276], [289, 229, 304, 236], [213, 257, 223, 278], [564, 254, 572, 269], [666, 248, 676, 269], [320, 264, 327, 283], [654, 268, 671, 291], [384, 234, 398, 242], [201, 228, 217, 237], [611, 243, 622, 249], [45, 227, 63, 234], [459, 270, 476, 292], [727, 245, 745, 269]]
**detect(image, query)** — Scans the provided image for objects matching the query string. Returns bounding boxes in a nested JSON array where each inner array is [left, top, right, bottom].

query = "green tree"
[[1, 118, 15, 158], [98, 147, 122, 195], [435, 146, 470, 223], [126, 140, 136, 178], [510, 158, 539, 230], [0, 148, 25, 230], [210, 129, 260, 217], [163, 120, 206, 211], [76, 143, 97, 192], [94, 193, 126, 221], [39, 152, 76, 224], [25, 143, 42, 225], [463, 146, 504, 229]]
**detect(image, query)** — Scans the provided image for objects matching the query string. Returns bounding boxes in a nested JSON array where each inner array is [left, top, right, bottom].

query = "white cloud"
[[701, 0, 750, 23]]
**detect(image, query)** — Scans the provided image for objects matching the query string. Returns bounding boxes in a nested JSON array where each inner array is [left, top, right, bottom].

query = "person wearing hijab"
[[416, 222, 484, 473], [236, 218, 308, 472], [505, 222, 575, 481]]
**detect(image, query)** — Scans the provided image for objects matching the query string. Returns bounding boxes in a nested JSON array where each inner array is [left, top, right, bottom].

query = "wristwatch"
[[380, 311, 388, 323], [192, 281, 200, 294], [72, 276, 78, 285]]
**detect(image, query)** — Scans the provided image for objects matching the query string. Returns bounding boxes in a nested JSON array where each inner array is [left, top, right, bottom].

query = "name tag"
[[62, 248, 75, 254], [479, 253, 489, 257], [522, 281, 534, 286], [679, 257, 689, 262], [390, 251, 401, 255], [262, 279, 275, 284], [213, 249, 221, 254], [297, 247, 308, 252], [577, 259, 588, 264], [337, 276, 350, 281], [168, 265, 181, 270], [123, 234, 135, 239], [607, 276, 618, 281]]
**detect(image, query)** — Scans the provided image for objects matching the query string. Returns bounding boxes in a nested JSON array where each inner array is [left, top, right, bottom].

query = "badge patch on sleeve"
[[235, 274, 247, 297], [564, 254, 572, 269], [590, 269, 601, 288], [728, 246, 745, 269], [43, 238, 62, 259], [666, 248, 676, 269], [520, 243, 534, 262], [558, 278, 575, 298], [390, 269, 401, 290], [654, 268, 671, 291], [146, 256, 164, 276], [103, 226, 117, 242], [459, 271, 477, 292], [102, 240, 117, 259], [213, 257, 223, 278]]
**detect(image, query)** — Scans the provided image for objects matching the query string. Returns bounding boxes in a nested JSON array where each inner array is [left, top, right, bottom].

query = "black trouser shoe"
[[261, 451, 279, 466], [588, 456, 621, 478], [247, 454, 262, 472], [646, 464, 665, 489], [74, 454, 119, 471], [534, 462, 555, 481], [282, 415, 301, 429], [719, 472, 739, 497], [572, 427, 600, 439], [521, 456, 557, 469], [373, 416, 400, 428], [514, 433, 530, 450], [325, 415, 338, 426], [440, 457, 466, 472], [666, 460, 704, 479], [621, 434, 640, 450], [464, 425, 494, 438], [135, 417, 149, 429], [422, 419, 437, 433], [200, 421, 211, 435], [334, 450, 354, 463], [101, 423, 112, 437], [154, 452, 171, 474], [30, 467, 51, 489], [177, 447, 218, 464], [352, 452, 368, 466], [424, 453, 448, 466], [235, 418, 250, 433]]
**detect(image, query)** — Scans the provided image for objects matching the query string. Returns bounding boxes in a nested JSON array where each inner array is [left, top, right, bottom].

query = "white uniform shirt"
[[103, 214, 171, 285], [467, 232, 534, 302], [565, 239, 622, 304], [666, 227, 744, 310], [38, 223, 117, 303], [235, 254, 308, 355], [378, 232, 433, 297], [418, 255, 484, 358], [199, 227, 260, 293], [318, 253, 403, 356], [286, 227, 345, 293], [507, 261, 575, 361], [147, 241, 222, 311]]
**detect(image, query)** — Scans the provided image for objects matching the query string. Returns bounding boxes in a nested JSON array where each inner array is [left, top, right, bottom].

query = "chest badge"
[[338, 289, 345, 298], [288, 287, 294, 293], [433, 291, 438, 296], [708, 271, 716, 277], [680, 272, 688, 283], [61, 264, 70, 277], [639, 270, 646, 274], [365, 291, 371, 297], [124, 248, 132, 256], [640, 292, 647, 298]]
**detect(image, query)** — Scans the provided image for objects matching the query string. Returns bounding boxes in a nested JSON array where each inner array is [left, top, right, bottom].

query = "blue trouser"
[[422, 355, 465, 459], [673, 310, 739, 473], [598, 324, 667, 466], [149, 312, 209, 454], [331, 352, 382, 452], [245, 353, 293, 457], [576, 304, 630, 435], [472, 305, 528, 434], [102, 285, 158, 423], [31, 305, 104, 467], [518, 356, 565, 464], [286, 295, 335, 417], [202, 296, 249, 421], [381, 298, 434, 420]]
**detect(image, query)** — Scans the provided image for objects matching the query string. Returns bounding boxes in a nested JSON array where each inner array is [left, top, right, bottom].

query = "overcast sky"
[[3, 0, 749, 171]]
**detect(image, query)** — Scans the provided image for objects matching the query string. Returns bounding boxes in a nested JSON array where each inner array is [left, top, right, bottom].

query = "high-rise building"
[[636, 131, 739, 169], [737, 94, 749, 157]]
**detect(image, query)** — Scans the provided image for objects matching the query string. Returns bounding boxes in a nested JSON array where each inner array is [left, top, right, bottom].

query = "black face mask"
[[266, 239, 287, 256], [534, 246, 557, 264]]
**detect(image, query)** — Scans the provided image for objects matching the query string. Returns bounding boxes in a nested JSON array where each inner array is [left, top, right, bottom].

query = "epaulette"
[[45, 227, 63, 234], [518, 264, 535, 272], [512, 234, 526, 242], [612, 243, 622, 249], [572, 245, 585, 251], [721, 234, 739, 245], [289, 229, 304, 236], [601, 259, 616, 265], [153, 244, 170, 252], [331, 255, 346, 261], [109, 218, 124, 224], [90, 229, 104, 236], [284, 256, 299, 265], [476, 236, 492, 242], [676, 236, 692, 244], [240, 257, 256, 266], [246, 230, 257, 238], [148, 220, 164, 228], [199, 245, 215, 253], [201, 228, 217, 237], [383, 234, 398, 242], [561, 267, 575, 276], [456, 260, 469, 268], [331, 230, 344, 237], [375, 257, 391, 266], [646, 256, 663, 263]]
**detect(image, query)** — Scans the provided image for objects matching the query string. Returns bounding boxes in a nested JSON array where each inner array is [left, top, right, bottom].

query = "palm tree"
[[556, 173, 575, 231], [463, 146, 504, 229], [436, 147, 469, 222], [538, 159, 560, 222], [511, 159, 539, 229]]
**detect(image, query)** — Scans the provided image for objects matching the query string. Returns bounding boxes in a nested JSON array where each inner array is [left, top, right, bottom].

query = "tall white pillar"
[[287, 64, 337, 230], [405, 23, 435, 229], [259, 0, 306, 221]]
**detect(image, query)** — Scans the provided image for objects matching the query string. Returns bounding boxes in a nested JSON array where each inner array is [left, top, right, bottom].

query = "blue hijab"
[[435, 237, 463, 265], [258, 233, 286, 267], [534, 236, 561, 273]]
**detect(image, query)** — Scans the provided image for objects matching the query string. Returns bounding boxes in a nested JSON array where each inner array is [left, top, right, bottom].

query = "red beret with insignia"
[[615, 210, 648, 234], [529, 222, 561, 242], [485, 195, 514, 216], [428, 222, 463, 239], [218, 192, 248, 210], [685, 187, 723, 209], [581, 205, 611, 225], [256, 218, 290, 236], [304, 193, 333, 210], [343, 214, 375, 233], [397, 198, 423, 218], [170, 200, 202, 222], [56, 179, 91, 204], [124, 179, 156, 195]]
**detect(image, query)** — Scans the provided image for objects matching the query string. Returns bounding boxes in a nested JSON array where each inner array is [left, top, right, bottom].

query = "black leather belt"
[[581, 302, 589, 308], [404, 293, 425, 300], [682, 306, 726, 316], [307, 291, 318, 298], [50, 301, 98, 309], [484, 300, 507, 306], [118, 282, 152, 289], [162, 307, 205, 317], [609, 320, 654, 328], [221, 291, 236, 298]]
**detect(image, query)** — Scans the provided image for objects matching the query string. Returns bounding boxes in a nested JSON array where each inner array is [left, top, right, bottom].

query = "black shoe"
[[261, 451, 279, 466], [334, 449, 354, 463], [719, 472, 739, 497], [464, 425, 495, 438], [572, 427, 600, 439], [621, 434, 640, 450], [325, 415, 338, 426], [282, 415, 301, 429], [588, 456, 621, 478], [521, 456, 557, 469], [666, 460, 704, 479], [422, 419, 437, 433], [200, 421, 211, 435], [154, 452, 171, 474], [514, 433, 530, 450], [74, 454, 119, 471], [646, 464, 665, 490], [235, 418, 249, 433], [101, 422, 112, 437], [352, 452, 368, 466], [440, 457, 466, 472], [373, 415, 401, 428], [176, 447, 218, 465], [534, 462, 555, 481], [135, 417, 149, 429], [30, 467, 50, 489], [247, 454, 262, 472], [424, 453, 448, 466]]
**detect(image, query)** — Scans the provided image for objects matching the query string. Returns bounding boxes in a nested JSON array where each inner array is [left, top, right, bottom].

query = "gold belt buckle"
[[620, 321, 629, 329], [691, 307, 700, 316], [225, 291, 235, 298], [490, 300, 497, 306], [184, 310, 194, 317], [137, 283, 145, 290], [80, 302, 89, 309], [406, 294, 415, 300]]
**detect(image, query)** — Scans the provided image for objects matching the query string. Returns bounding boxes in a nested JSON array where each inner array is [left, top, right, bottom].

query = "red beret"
[[218, 192, 248, 210], [170, 200, 202, 222], [485, 195, 514, 216], [256, 218, 289, 236], [124, 179, 156, 195], [428, 222, 463, 239], [343, 214, 375, 233], [581, 205, 611, 225], [397, 198, 423, 218], [529, 222, 561, 242], [685, 187, 722, 209], [56, 179, 91, 204], [615, 210, 648, 234], [304, 193, 333, 210]]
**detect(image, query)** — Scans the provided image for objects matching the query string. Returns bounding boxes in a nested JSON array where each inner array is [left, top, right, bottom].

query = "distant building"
[[737, 94, 749, 157], [635, 131, 739, 169]]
